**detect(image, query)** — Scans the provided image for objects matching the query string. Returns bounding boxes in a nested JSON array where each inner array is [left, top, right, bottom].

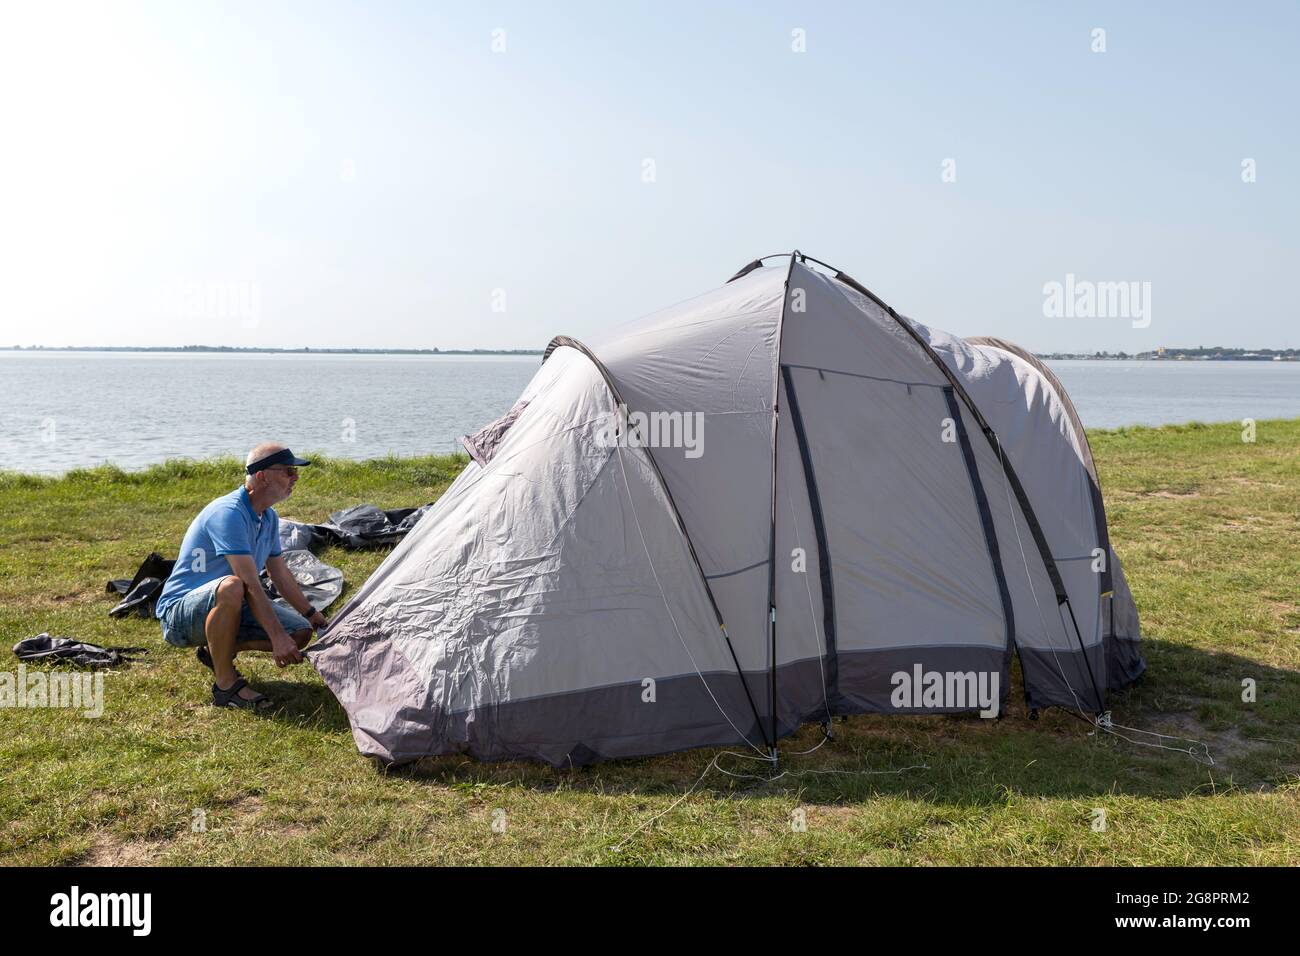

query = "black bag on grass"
[[105, 551, 175, 619], [13, 634, 148, 668]]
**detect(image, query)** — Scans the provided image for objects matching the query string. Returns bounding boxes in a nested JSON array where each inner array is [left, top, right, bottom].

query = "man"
[[155, 442, 327, 710]]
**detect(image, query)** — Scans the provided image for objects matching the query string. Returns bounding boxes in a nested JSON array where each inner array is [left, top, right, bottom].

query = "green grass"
[[1, 421, 1297, 866]]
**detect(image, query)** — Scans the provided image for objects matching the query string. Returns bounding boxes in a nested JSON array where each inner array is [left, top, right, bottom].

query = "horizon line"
[[3, 343, 1298, 357], [1, 345, 545, 355]]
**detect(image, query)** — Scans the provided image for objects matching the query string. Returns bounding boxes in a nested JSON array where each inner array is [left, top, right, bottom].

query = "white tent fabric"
[[309, 254, 1143, 766]]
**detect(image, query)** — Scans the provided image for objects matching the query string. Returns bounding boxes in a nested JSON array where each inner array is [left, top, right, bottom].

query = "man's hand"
[[308, 609, 327, 631], [270, 628, 303, 667]]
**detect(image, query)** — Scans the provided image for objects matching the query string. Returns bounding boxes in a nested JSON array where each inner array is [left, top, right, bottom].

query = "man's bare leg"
[[204, 576, 261, 702]]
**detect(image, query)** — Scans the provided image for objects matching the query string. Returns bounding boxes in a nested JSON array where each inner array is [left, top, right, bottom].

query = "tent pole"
[[1062, 596, 1106, 715], [765, 251, 801, 762]]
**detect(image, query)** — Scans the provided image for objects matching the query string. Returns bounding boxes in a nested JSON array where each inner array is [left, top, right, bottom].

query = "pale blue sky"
[[1, 1, 1296, 351]]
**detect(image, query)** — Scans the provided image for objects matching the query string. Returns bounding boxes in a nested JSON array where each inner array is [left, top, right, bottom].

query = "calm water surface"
[[2, 353, 1296, 475]]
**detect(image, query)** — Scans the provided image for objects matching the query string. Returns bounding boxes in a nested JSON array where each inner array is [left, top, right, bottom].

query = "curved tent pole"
[[727, 251, 819, 283], [542, 335, 773, 750], [728, 251, 831, 283]]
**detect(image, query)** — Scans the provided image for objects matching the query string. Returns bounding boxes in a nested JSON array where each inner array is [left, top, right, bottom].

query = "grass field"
[[2, 419, 1297, 865]]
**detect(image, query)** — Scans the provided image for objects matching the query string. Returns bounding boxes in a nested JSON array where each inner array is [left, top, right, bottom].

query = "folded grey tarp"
[[261, 548, 344, 614]]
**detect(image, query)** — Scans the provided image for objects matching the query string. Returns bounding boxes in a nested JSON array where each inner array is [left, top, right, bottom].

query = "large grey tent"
[[309, 253, 1144, 766]]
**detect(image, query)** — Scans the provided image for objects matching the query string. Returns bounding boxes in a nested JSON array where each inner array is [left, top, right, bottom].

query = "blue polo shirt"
[[155, 486, 282, 619]]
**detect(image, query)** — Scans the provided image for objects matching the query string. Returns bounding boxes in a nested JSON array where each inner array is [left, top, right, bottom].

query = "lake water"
[[2, 352, 1297, 475]]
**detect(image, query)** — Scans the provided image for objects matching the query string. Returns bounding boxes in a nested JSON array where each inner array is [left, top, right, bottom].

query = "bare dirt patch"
[[1151, 712, 1275, 768], [80, 832, 171, 866]]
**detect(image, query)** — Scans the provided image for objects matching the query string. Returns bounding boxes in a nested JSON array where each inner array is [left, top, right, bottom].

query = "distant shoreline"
[[1, 346, 543, 356], [3, 345, 1296, 361], [1041, 352, 1299, 362]]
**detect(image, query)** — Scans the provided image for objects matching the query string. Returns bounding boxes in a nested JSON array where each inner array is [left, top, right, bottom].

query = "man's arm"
[[265, 554, 327, 632], [226, 554, 302, 666]]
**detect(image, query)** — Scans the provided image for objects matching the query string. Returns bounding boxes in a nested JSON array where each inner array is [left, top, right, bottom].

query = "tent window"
[[460, 399, 529, 466]]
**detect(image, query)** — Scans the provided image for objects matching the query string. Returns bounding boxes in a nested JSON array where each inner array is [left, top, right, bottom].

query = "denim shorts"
[[159, 577, 311, 648]]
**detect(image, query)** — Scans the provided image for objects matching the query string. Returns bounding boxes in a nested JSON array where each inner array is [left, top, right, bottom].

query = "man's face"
[[261, 465, 299, 503]]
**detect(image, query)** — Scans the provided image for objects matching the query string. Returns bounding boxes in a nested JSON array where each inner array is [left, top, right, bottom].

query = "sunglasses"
[[266, 466, 299, 477]]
